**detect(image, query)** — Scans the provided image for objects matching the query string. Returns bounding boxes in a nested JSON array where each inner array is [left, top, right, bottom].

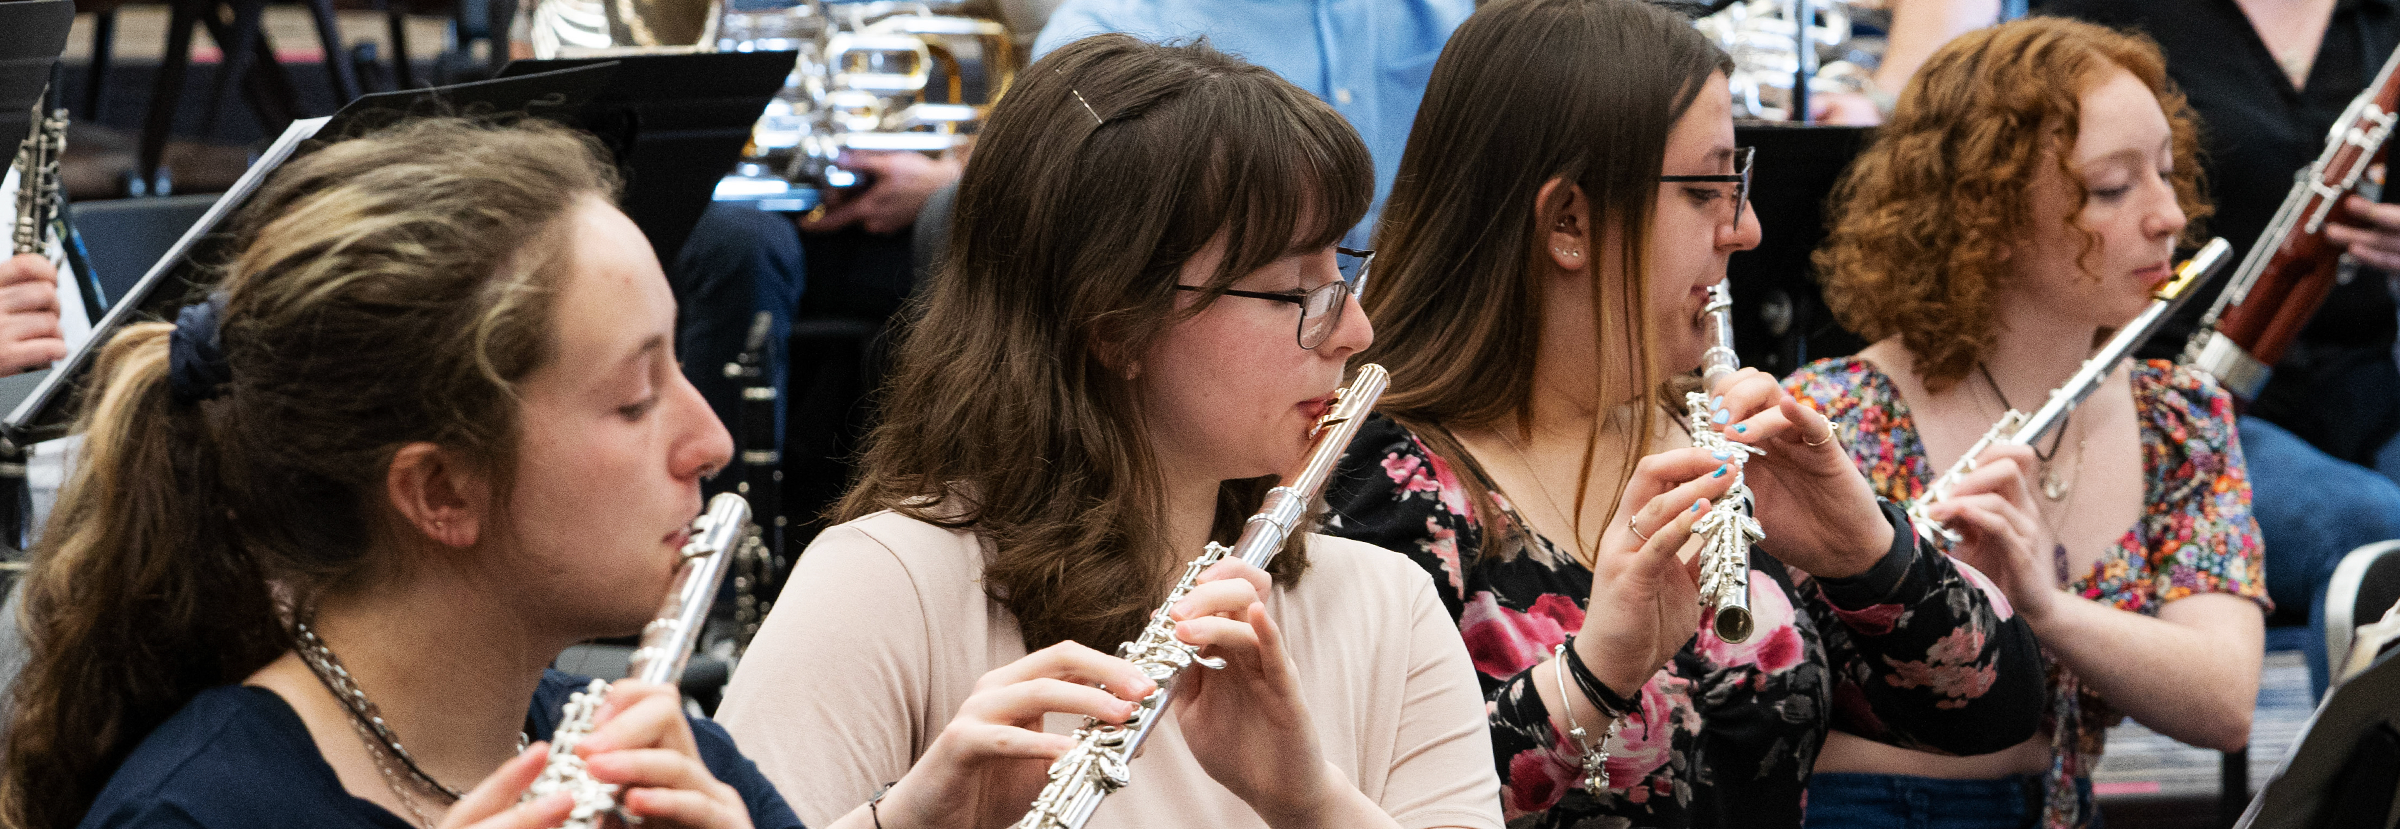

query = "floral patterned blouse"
[[1783, 356, 2270, 829], [1323, 413, 2047, 829]]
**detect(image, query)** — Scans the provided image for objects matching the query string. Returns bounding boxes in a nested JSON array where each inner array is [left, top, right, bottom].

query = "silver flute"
[[1904, 238, 2232, 543], [12, 71, 65, 258], [1014, 363, 1390, 829], [1689, 282, 1763, 643], [527, 492, 760, 829]]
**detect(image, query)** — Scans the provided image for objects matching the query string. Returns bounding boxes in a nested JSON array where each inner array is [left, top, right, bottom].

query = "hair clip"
[[1069, 88, 1104, 126]]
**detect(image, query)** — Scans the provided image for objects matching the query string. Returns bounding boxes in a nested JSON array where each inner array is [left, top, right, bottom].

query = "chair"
[[2323, 540, 2400, 682]]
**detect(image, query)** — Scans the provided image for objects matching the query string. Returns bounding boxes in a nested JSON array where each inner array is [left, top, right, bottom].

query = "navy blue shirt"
[[79, 670, 805, 829]]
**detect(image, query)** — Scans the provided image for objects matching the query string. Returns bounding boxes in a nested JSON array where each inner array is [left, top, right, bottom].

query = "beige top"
[[717, 511, 1503, 829]]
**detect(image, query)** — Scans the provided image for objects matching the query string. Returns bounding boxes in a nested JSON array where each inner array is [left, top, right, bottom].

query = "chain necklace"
[[291, 616, 528, 828], [1490, 424, 1601, 566], [1977, 362, 2085, 501]]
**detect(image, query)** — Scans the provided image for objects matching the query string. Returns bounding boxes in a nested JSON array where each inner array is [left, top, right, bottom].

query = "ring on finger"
[[1627, 515, 1653, 543], [1803, 429, 1835, 447]]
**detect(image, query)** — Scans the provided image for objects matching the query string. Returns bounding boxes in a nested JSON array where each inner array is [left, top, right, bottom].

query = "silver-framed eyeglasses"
[[1175, 247, 1373, 350], [1658, 146, 1755, 228]]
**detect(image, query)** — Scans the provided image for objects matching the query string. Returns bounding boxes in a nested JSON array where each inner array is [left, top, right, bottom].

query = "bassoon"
[[2183, 47, 2400, 400]]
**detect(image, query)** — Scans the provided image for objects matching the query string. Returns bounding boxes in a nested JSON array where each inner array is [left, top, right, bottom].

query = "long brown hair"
[[1360, 0, 1733, 557], [837, 34, 1374, 651], [2, 118, 620, 829], [1816, 17, 2210, 391]]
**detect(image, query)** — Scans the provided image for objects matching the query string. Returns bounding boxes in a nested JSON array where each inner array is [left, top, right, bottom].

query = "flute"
[[1689, 282, 1762, 643], [1906, 238, 2232, 543], [527, 492, 760, 829], [1013, 363, 1390, 829]]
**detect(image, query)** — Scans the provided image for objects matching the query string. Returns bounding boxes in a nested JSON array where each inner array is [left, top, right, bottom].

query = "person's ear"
[[1536, 177, 1593, 273], [385, 442, 490, 549]]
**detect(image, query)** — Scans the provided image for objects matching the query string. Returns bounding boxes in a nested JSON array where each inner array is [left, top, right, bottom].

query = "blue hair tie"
[[167, 295, 231, 404]]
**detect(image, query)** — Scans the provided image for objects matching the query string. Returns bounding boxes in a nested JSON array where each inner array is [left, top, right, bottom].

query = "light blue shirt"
[[1033, 0, 1474, 249]]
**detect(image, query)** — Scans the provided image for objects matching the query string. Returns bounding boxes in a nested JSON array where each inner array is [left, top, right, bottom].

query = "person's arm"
[[1934, 369, 2266, 752], [1358, 553, 1505, 829], [1808, 500, 2047, 754], [1777, 361, 2046, 753], [1324, 421, 1723, 819], [1873, 0, 2002, 97]]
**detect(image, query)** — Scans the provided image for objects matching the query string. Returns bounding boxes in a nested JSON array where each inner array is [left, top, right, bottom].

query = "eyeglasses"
[[1658, 146, 1755, 229], [1174, 247, 1373, 350]]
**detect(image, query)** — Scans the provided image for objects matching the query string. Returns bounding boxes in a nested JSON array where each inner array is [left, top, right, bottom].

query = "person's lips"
[[2134, 262, 2173, 288]]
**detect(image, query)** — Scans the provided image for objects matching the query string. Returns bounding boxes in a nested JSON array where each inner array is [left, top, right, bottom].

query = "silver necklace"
[[1977, 363, 2085, 501], [291, 617, 528, 828]]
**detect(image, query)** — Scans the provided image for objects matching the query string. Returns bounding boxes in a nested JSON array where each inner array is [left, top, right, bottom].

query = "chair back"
[[2324, 539, 2400, 681]]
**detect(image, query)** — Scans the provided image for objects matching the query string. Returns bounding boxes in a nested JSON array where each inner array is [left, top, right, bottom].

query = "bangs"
[[1179, 71, 1375, 291]]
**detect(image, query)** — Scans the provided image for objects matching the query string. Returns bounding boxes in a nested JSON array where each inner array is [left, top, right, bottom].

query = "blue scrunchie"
[[167, 295, 231, 404]]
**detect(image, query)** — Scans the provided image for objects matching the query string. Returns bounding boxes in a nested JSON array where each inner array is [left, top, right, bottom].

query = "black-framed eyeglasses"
[[1658, 145, 1755, 229], [1174, 247, 1373, 350]]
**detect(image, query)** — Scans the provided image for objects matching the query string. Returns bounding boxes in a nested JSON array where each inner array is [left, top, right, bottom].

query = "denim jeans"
[[1804, 772, 2046, 829], [2244, 415, 2400, 696]]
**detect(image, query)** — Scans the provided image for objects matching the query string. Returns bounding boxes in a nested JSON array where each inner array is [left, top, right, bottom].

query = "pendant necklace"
[[1977, 363, 2084, 501]]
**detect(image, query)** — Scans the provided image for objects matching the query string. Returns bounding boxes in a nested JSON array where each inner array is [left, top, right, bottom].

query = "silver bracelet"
[[1550, 642, 1619, 791]]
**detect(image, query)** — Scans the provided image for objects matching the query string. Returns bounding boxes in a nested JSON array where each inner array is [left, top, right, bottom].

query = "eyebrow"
[[619, 334, 667, 369]]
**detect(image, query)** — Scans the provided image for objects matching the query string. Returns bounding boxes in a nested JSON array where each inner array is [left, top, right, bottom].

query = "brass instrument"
[[712, 1, 1018, 209], [526, 492, 761, 828], [1906, 239, 2232, 543], [1690, 283, 1763, 643], [1694, 0, 1878, 121], [1014, 364, 1391, 829]]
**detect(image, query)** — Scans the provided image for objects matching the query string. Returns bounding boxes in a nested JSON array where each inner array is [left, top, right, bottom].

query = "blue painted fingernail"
[[1734, 424, 1748, 433], [1713, 465, 1727, 478], [1712, 395, 1724, 407], [1711, 448, 1731, 460], [1691, 499, 1705, 512], [1712, 410, 1730, 424]]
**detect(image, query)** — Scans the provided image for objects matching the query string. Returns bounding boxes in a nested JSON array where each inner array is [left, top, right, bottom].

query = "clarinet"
[[1689, 282, 1762, 643], [2182, 46, 2400, 401], [1014, 363, 1390, 829], [526, 492, 761, 828], [728, 311, 783, 649], [1907, 238, 2233, 543], [1, 67, 67, 558]]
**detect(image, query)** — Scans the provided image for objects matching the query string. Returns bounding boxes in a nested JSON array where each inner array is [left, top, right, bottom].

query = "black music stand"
[[1726, 123, 1874, 374], [497, 51, 799, 265], [0, 0, 72, 153], [2238, 641, 2400, 828]]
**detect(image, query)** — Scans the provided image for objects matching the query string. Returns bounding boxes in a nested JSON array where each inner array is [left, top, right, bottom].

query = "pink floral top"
[[1784, 357, 2270, 829], [1325, 414, 2046, 829]]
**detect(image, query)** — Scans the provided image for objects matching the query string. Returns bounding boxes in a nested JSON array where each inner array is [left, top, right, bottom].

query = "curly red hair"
[[1815, 17, 2211, 391]]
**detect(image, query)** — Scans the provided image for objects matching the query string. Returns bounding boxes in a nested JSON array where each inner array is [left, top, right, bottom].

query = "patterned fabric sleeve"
[[1785, 359, 2048, 754], [2128, 361, 2271, 612], [1326, 415, 1634, 818], [1808, 500, 2048, 753]]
